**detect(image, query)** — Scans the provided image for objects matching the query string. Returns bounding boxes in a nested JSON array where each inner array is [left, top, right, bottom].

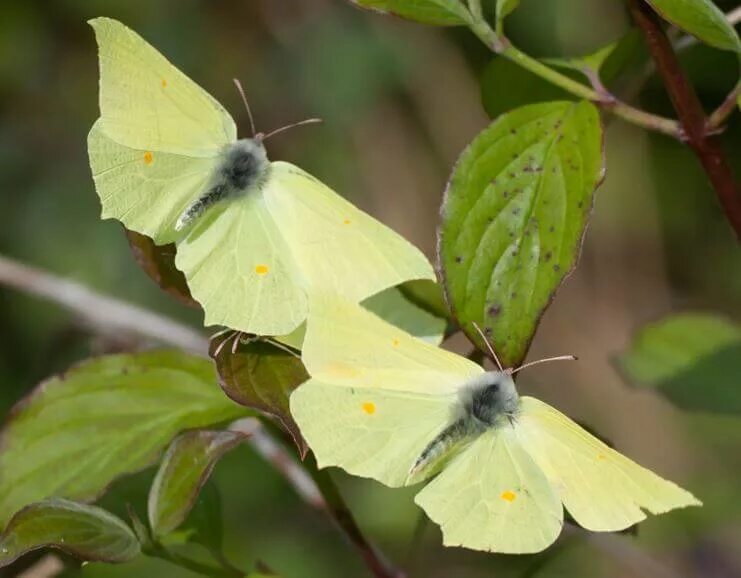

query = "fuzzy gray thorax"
[[175, 138, 270, 231], [460, 370, 519, 426], [407, 371, 519, 482]]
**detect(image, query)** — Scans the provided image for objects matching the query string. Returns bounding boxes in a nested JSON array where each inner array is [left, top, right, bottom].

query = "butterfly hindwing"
[[290, 380, 456, 487], [516, 396, 701, 532], [414, 425, 563, 554], [90, 17, 235, 156], [264, 162, 436, 304], [88, 121, 217, 244], [175, 193, 307, 335]]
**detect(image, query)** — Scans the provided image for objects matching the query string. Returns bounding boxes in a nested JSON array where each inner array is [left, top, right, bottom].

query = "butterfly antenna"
[[233, 78, 257, 137], [471, 322, 504, 372], [262, 118, 323, 141], [510, 355, 578, 375]]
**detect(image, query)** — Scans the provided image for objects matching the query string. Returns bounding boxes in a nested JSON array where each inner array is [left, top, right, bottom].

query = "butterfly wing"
[[88, 121, 217, 244], [302, 294, 481, 394], [291, 296, 482, 487], [516, 396, 701, 532], [175, 193, 307, 336], [291, 380, 457, 487], [263, 162, 435, 303], [90, 17, 235, 156], [414, 425, 563, 554]]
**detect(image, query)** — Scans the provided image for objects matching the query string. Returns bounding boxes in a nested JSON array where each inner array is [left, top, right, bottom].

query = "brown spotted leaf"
[[438, 101, 604, 367]]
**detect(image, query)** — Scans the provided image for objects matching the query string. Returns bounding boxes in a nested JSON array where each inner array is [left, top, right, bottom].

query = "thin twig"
[[0, 254, 208, 354], [707, 80, 741, 132], [465, 10, 683, 138], [627, 0, 741, 240]]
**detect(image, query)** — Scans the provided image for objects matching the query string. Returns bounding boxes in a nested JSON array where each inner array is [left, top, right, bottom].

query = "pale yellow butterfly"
[[290, 295, 701, 553]]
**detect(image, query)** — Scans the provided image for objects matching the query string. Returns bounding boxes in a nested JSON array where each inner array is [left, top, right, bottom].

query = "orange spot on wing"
[[255, 264, 269, 275], [161, 78, 168, 88], [343, 218, 351, 225], [391, 338, 400, 347], [143, 151, 154, 165], [500, 490, 517, 502], [361, 402, 376, 415], [597, 454, 607, 461]]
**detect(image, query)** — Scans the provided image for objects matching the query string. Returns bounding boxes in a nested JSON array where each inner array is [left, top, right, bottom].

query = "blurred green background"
[[1, 0, 740, 576]]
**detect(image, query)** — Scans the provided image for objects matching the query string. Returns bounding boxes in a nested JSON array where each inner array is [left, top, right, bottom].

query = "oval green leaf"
[[0, 499, 140, 568], [647, 0, 740, 53], [0, 351, 249, 526], [348, 0, 470, 26], [148, 430, 245, 538], [438, 101, 604, 367], [617, 313, 741, 414], [211, 340, 310, 457], [125, 229, 197, 307]]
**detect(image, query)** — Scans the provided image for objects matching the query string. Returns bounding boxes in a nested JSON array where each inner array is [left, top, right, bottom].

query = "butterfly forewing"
[[301, 294, 482, 395], [515, 396, 701, 532], [264, 162, 435, 304], [91, 17, 236, 156]]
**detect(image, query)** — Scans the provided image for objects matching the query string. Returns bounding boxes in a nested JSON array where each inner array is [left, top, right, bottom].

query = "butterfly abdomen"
[[175, 138, 270, 231], [408, 418, 481, 482]]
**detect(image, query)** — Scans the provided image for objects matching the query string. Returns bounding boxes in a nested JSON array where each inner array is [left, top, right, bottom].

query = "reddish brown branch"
[[628, 0, 741, 240]]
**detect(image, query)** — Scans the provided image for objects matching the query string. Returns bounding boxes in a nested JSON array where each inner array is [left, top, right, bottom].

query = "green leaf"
[[278, 285, 447, 349], [362, 287, 447, 344], [543, 31, 645, 86], [125, 230, 197, 307], [481, 57, 575, 119], [646, 0, 740, 53], [0, 499, 140, 568], [0, 351, 249, 526], [397, 279, 450, 321], [617, 313, 741, 414], [348, 0, 470, 26], [495, 0, 520, 34], [438, 101, 604, 367], [212, 340, 310, 456], [148, 430, 245, 539]]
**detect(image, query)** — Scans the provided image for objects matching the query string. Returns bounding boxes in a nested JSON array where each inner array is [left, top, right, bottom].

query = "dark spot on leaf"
[[491, 179, 498, 185], [484, 327, 493, 336], [553, 264, 561, 272], [487, 305, 501, 317], [577, 201, 583, 208], [549, 226, 555, 233], [455, 256, 463, 263], [510, 292, 517, 299], [512, 208, 520, 216], [503, 190, 509, 198], [509, 172, 516, 178], [544, 251, 552, 262]]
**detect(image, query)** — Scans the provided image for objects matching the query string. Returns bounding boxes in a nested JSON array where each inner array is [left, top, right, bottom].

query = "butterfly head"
[[462, 371, 519, 427]]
